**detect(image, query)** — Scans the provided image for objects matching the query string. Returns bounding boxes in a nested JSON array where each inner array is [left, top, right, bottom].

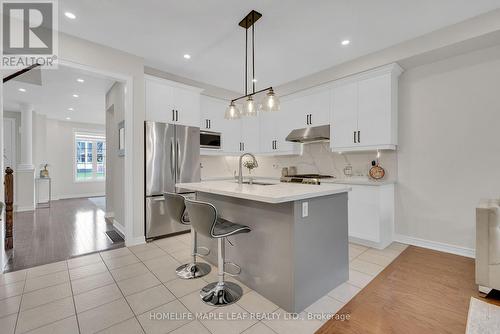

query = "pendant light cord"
[[245, 25, 248, 96], [252, 12, 256, 94]]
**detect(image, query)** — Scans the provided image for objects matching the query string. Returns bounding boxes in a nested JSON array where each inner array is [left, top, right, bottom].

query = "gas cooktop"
[[279, 174, 335, 185]]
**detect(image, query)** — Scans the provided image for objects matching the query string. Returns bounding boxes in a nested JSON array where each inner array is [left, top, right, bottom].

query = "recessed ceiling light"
[[72, 94, 79, 98], [341, 39, 350, 46], [68, 107, 74, 111], [183, 54, 191, 59], [64, 12, 76, 19], [65, 117, 71, 120], [18, 88, 26, 92], [76, 78, 84, 83]]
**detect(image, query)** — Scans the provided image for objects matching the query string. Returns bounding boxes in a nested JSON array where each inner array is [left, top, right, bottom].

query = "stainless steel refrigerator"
[[145, 121, 200, 239]]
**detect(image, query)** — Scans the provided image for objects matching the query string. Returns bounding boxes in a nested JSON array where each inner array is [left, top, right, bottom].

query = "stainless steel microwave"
[[200, 131, 221, 149]]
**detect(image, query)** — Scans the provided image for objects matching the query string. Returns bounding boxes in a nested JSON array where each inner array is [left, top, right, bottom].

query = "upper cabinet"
[[286, 88, 331, 129], [330, 64, 402, 152], [145, 75, 202, 127]]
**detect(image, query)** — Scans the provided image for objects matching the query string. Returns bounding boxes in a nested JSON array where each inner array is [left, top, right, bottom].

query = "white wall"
[[32, 115, 105, 199], [396, 44, 500, 254], [105, 82, 125, 232]]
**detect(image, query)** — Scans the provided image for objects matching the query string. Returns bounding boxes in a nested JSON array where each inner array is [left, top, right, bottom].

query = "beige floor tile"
[[126, 285, 175, 315], [242, 322, 276, 334], [305, 295, 344, 315], [16, 297, 75, 334], [77, 298, 133, 334], [363, 247, 400, 260], [24, 270, 69, 293], [328, 282, 361, 303], [0, 281, 24, 300], [148, 263, 180, 283], [164, 277, 208, 298], [0, 295, 21, 318], [349, 243, 369, 252], [97, 317, 144, 334], [137, 299, 191, 334], [170, 320, 210, 334], [143, 254, 179, 269], [237, 290, 279, 314], [134, 248, 168, 262], [129, 243, 159, 254], [357, 251, 395, 267], [100, 247, 132, 260], [262, 309, 323, 334], [25, 315, 79, 334], [21, 282, 72, 311], [349, 259, 384, 276], [0, 269, 27, 287], [116, 272, 160, 296], [179, 291, 216, 315], [175, 233, 191, 245], [154, 237, 191, 254], [348, 244, 368, 260], [387, 242, 408, 252], [169, 249, 192, 263], [103, 254, 140, 270], [347, 269, 374, 289], [27, 261, 67, 279], [67, 253, 103, 269], [200, 303, 258, 334], [71, 271, 115, 295], [69, 262, 108, 281], [110, 263, 150, 282], [0, 313, 17, 334], [74, 283, 123, 313]]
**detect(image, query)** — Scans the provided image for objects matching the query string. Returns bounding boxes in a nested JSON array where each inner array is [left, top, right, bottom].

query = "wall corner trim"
[[394, 234, 475, 258]]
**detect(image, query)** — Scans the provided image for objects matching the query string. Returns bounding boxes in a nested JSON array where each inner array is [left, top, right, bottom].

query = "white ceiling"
[[57, 0, 500, 93], [3, 65, 114, 124]]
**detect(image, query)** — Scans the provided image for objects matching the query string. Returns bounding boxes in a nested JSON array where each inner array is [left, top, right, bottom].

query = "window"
[[74, 132, 106, 182]]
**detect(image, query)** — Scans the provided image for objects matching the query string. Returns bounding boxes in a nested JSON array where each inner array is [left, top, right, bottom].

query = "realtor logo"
[[1, 0, 58, 69]]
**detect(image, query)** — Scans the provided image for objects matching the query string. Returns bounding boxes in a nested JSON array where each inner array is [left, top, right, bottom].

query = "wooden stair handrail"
[[5, 167, 13, 249]]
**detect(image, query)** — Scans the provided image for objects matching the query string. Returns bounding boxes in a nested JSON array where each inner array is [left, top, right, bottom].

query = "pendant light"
[[225, 10, 280, 119]]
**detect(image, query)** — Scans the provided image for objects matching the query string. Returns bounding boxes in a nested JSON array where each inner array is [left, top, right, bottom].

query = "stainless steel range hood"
[[285, 124, 330, 143]]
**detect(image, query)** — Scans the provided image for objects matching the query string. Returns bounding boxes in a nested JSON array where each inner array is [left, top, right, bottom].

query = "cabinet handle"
[[208, 119, 211, 129], [309, 114, 312, 125], [172, 110, 175, 122], [358, 131, 360, 143], [242, 142, 245, 151], [353, 131, 357, 143], [306, 115, 309, 125], [275, 140, 278, 150], [175, 110, 179, 122]]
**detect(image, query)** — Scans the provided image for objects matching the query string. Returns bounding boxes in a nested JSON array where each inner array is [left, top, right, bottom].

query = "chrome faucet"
[[238, 153, 258, 184]]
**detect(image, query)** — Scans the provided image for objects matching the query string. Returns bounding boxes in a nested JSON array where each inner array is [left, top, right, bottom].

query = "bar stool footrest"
[[223, 261, 241, 277], [195, 246, 210, 257], [176, 262, 211, 280]]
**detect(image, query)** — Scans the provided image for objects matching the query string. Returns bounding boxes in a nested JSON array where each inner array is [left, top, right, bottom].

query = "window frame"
[[73, 131, 106, 183]]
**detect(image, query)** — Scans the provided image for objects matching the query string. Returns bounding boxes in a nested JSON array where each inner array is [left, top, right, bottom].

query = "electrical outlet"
[[302, 202, 308, 218]]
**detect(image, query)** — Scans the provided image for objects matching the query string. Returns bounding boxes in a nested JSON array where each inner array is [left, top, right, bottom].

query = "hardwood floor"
[[3, 197, 123, 272], [317, 246, 500, 334]]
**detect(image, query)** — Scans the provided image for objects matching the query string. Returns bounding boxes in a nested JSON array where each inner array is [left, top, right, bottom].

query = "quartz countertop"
[[176, 180, 351, 203]]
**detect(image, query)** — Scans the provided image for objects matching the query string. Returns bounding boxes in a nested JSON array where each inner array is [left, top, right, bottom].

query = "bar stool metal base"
[[200, 281, 243, 306], [176, 262, 211, 279]]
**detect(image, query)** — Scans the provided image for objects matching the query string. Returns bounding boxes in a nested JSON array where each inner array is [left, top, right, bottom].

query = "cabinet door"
[[357, 74, 391, 146], [331, 83, 358, 150], [145, 79, 174, 123], [173, 87, 200, 127], [200, 96, 226, 131], [307, 89, 331, 126], [348, 185, 380, 242], [240, 115, 260, 152], [222, 119, 241, 153], [259, 112, 276, 153]]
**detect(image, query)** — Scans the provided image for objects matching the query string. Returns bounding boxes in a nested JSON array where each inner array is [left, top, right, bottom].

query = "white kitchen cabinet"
[[347, 183, 394, 249], [200, 95, 226, 132], [330, 64, 402, 152], [239, 115, 260, 153], [259, 109, 301, 155], [145, 75, 202, 127]]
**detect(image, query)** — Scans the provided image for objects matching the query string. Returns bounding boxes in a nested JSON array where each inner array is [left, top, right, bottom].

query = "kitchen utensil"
[[369, 160, 385, 180]]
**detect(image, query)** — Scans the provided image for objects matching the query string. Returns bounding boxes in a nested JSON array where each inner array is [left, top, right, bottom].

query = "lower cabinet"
[[347, 183, 394, 249]]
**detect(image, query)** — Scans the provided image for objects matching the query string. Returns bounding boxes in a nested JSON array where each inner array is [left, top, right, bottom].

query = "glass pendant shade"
[[261, 88, 280, 112], [243, 96, 257, 116], [224, 101, 241, 119]]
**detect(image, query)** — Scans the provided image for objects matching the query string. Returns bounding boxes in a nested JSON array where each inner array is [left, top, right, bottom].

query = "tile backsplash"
[[200, 142, 397, 181]]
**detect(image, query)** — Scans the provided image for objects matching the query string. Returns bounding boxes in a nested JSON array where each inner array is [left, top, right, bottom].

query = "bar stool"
[[163, 192, 211, 279], [185, 198, 251, 306]]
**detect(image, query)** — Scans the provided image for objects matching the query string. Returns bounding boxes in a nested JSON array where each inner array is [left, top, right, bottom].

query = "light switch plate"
[[302, 202, 308, 218]]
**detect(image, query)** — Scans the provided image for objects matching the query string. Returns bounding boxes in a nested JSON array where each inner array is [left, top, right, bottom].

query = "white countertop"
[[176, 180, 351, 204]]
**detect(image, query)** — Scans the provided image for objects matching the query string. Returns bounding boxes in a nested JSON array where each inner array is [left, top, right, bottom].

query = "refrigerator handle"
[[170, 139, 175, 179], [176, 139, 181, 177]]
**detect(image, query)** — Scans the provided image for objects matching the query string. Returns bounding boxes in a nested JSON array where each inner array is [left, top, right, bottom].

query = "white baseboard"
[[15, 205, 35, 212], [394, 233, 475, 258], [112, 219, 125, 237], [349, 236, 391, 250], [126, 236, 145, 247], [53, 193, 105, 200]]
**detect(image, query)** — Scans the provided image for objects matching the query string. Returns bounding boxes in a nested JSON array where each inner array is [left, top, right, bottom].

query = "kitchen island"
[[176, 180, 351, 313]]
